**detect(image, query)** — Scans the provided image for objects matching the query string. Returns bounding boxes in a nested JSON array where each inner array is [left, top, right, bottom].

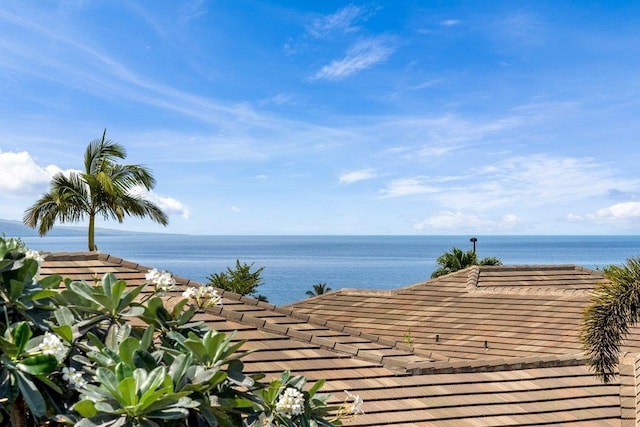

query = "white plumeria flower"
[[183, 285, 222, 308], [344, 390, 364, 415], [38, 332, 66, 362], [62, 366, 86, 389], [276, 387, 305, 417], [25, 249, 45, 264], [146, 268, 176, 295], [182, 287, 197, 299]]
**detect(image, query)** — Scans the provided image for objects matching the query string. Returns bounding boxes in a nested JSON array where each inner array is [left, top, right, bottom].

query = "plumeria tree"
[[0, 236, 363, 426]]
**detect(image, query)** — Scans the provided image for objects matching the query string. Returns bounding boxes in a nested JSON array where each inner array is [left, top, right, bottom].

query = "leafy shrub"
[[0, 237, 363, 426]]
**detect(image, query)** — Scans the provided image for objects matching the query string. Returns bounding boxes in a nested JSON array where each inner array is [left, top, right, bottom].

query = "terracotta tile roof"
[[39, 252, 632, 426], [287, 265, 640, 362]]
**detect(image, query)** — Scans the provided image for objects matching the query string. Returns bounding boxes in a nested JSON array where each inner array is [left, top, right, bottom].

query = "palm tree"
[[431, 247, 501, 278], [23, 129, 168, 250], [580, 257, 640, 383], [306, 282, 332, 297]]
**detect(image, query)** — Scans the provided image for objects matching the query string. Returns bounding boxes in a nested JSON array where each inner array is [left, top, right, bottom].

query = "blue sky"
[[1, 1, 639, 235]]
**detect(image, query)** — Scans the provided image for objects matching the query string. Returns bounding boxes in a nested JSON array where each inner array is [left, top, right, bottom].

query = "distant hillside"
[[0, 219, 144, 237]]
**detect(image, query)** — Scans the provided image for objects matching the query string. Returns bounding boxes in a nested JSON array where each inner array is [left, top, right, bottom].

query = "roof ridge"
[[478, 264, 586, 272], [407, 352, 589, 375], [43, 251, 101, 261], [466, 286, 594, 297], [466, 265, 480, 290]]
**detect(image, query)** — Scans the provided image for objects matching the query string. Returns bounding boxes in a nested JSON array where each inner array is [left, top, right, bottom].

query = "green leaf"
[[52, 324, 73, 343], [109, 279, 127, 311], [16, 354, 58, 375], [76, 413, 126, 427], [121, 306, 145, 317], [147, 407, 189, 420], [74, 399, 98, 418], [168, 353, 191, 387], [138, 366, 165, 395], [12, 322, 32, 356], [0, 336, 18, 356], [70, 281, 108, 309], [132, 350, 158, 371], [115, 362, 133, 383], [0, 258, 15, 273], [15, 370, 46, 417], [117, 283, 146, 312], [29, 289, 59, 301], [37, 274, 62, 289], [96, 367, 121, 398], [118, 337, 140, 366], [8, 278, 25, 301], [54, 305, 76, 326], [118, 376, 137, 406], [101, 273, 118, 303], [308, 379, 326, 397], [72, 314, 109, 340], [139, 325, 154, 352], [36, 372, 63, 394]]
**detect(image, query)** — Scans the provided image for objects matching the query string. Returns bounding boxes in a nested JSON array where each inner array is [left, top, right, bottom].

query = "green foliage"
[[580, 257, 640, 383], [431, 247, 502, 278], [306, 283, 332, 298], [22, 130, 168, 250], [0, 237, 64, 422], [207, 260, 268, 302], [0, 236, 354, 426], [245, 371, 332, 426]]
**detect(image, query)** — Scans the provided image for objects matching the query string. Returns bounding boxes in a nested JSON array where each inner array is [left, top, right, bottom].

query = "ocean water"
[[21, 234, 640, 306]]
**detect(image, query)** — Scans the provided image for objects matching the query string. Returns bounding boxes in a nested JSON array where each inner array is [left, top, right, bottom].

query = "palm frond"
[[84, 129, 126, 175], [580, 257, 640, 383]]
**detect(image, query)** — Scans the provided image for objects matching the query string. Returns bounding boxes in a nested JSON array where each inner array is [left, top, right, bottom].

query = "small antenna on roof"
[[484, 340, 489, 351]]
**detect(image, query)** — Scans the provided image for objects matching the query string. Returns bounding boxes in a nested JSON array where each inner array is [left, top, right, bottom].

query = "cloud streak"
[[307, 5, 371, 38], [339, 169, 377, 185], [312, 37, 395, 80], [413, 211, 521, 232]]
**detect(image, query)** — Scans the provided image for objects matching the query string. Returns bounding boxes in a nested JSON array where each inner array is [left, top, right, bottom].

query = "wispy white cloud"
[[377, 154, 640, 225], [307, 5, 370, 39], [410, 78, 445, 90], [440, 19, 460, 27], [493, 12, 549, 46], [467, 155, 636, 207], [180, 0, 207, 23], [133, 187, 190, 219], [589, 202, 640, 220], [312, 37, 395, 80], [339, 168, 377, 185], [0, 151, 62, 194], [379, 177, 439, 198], [258, 93, 298, 107], [356, 113, 525, 160], [413, 211, 521, 232], [0, 8, 260, 129]]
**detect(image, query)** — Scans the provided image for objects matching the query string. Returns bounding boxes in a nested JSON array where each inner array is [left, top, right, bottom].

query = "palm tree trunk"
[[88, 214, 96, 251], [10, 396, 27, 427]]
